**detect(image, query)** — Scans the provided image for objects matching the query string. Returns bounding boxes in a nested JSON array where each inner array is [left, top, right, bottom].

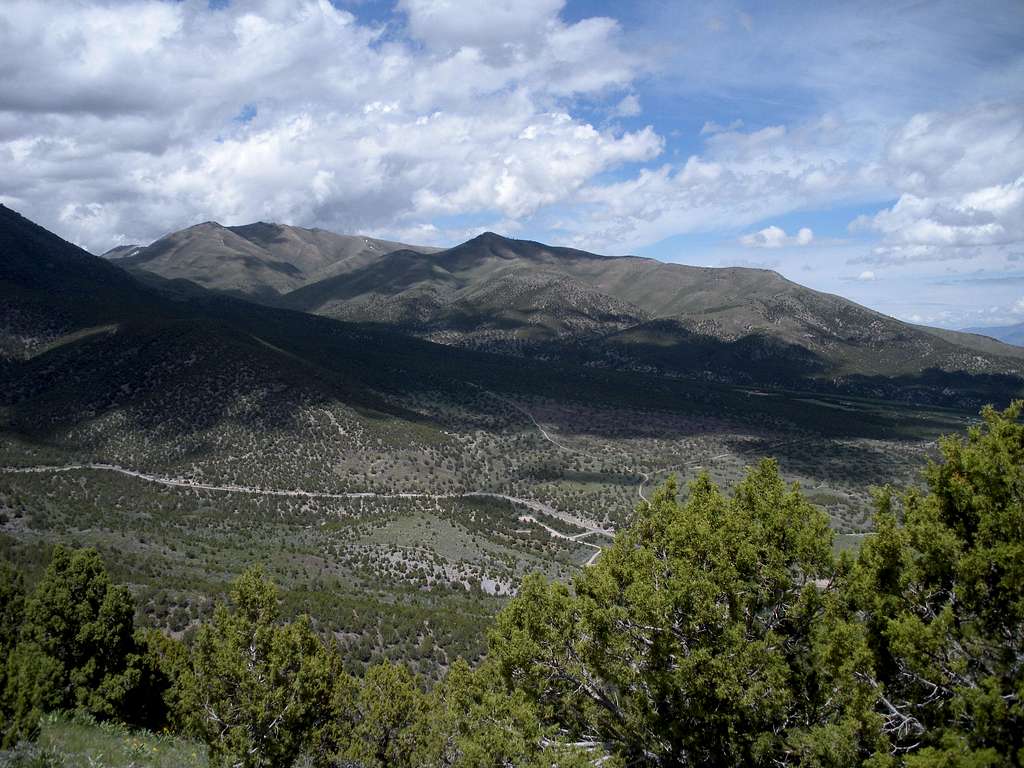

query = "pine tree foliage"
[[489, 459, 885, 766], [849, 402, 1024, 765], [182, 566, 335, 768], [1, 546, 159, 746], [417, 659, 592, 768], [0, 563, 23, 661], [343, 660, 425, 768]]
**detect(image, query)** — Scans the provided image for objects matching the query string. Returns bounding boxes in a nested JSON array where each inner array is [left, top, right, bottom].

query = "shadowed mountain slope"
[[0, 204, 172, 359], [0, 206, 719, 457], [1, 206, 497, 462]]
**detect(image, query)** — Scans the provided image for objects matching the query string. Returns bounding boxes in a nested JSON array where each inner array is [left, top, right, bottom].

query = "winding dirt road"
[[0, 463, 612, 564]]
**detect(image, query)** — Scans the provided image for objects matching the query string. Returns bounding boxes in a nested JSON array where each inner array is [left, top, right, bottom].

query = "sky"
[[1, 0, 1022, 330]]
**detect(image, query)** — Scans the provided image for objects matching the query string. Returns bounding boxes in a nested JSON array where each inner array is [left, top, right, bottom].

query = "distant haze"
[[964, 323, 1024, 348]]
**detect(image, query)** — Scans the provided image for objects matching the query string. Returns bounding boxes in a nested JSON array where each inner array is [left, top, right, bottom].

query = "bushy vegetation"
[[1, 403, 1021, 766], [0, 547, 172, 748], [0, 380, 952, 678]]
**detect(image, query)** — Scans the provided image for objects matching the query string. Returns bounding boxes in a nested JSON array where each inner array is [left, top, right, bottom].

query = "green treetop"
[[182, 566, 335, 768], [489, 459, 882, 766], [850, 402, 1024, 765]]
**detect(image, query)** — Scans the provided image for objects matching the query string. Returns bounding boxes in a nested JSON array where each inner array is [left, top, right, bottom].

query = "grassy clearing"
[[28, 713, 207, 768]]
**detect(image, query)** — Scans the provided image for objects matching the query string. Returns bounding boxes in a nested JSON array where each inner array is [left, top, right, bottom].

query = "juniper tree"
[[849, 402, 1024, 765], [415, 658, 594, 768], [344, 660, 425, 768], [182, 566, 334, 768], [1, 546, 158, 746], [489, 460, 880, 766]]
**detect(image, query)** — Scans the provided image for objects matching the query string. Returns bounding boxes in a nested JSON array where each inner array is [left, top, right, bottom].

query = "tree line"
[[1, 402, 1022, 767]]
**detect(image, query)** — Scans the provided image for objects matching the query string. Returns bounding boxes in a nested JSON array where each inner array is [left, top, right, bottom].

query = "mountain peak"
[[470, 231, 510, 243], [171, 220, 228, 235], [230, 220, 282, 232]]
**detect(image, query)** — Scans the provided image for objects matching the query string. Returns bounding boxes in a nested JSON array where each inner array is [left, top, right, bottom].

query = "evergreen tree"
[[1, 546, 153, 745], [135, 627, 190, 732], [305, 662, 358, 768], [0, 562, 23, 659], [0, 563, 31, 747], [19, 546, 141, 717], [849, 402, 1024, 765], [344, 660, 425, 768], [416, 658, 594, 767], [182, 566, 335, 768], [489, 460, 880, 766], [1, 642, 61, 748]]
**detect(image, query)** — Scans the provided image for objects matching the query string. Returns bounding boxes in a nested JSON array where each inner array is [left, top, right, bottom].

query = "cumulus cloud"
[[739, 225, 813, 248], [572, 116, 885, 250], [557, 2, 1023, 260], [854, 103, 1024, 266], [0, 0, 654, 252]]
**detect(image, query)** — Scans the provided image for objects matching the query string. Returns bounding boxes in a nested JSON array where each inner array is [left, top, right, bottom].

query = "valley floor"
[[0, 381, 963, 675]]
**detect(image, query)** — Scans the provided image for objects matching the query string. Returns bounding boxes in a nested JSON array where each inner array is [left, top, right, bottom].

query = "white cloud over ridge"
[[0, 0, 655, 251], [0, 0, 1021, 340], [571, 117, 887, 250], [853, 103, 1024, 266]]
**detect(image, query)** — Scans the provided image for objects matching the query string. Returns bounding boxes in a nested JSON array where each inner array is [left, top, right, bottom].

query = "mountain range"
[[3, 204, 752, 480], [102, 218, 1024, 406], [1, 200, 1021, 469], [963, 322, 1024, 347]]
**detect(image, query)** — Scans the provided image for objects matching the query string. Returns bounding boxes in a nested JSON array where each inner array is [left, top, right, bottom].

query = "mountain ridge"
[[275, 230, 1024, 382], [114, 220, 441, 300], [105, 216, 1024, 404]]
